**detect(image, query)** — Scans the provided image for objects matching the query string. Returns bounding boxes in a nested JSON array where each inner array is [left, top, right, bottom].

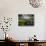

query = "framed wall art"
[[18, 14, 34, 26]]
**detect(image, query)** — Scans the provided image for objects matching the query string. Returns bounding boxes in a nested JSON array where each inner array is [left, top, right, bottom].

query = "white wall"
[[0, 0, 46, 40]]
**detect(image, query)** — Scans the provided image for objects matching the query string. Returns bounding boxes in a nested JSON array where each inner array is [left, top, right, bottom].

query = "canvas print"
[[18, 14, 34, 26]]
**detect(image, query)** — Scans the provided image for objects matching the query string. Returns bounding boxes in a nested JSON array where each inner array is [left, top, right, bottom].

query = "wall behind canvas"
[[0, 0, 46, 40]]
